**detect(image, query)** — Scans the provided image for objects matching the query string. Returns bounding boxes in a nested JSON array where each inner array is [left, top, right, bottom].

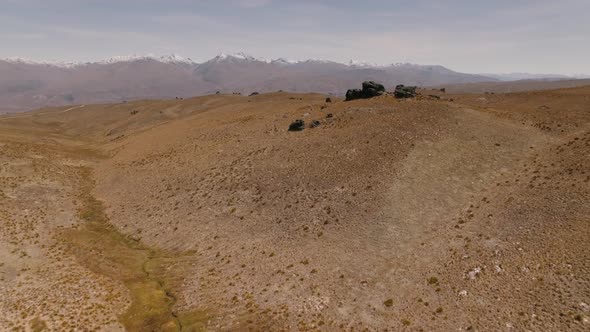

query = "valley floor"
[[0, 89, 589, 331]]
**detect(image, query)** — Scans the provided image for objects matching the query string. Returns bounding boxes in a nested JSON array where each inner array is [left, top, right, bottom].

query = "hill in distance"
[[0, 52, 497, 113]]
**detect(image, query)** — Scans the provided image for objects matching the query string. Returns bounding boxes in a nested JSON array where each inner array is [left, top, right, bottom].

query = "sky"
[[1, 0, 589, 75]]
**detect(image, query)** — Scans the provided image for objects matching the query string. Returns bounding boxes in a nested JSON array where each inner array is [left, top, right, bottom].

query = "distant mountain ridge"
[[2, 54, 198, 68], [1, 52, 491, 69], [5, 52, 586, 77], [482, 73, 573, 81], [0, 52, 500, 113]]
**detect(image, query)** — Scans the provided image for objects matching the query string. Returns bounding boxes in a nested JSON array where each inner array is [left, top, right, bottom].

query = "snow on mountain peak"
[[271, 58, 298, 65], [345, 60, 382, 68], [212, 52, 269, 63], [2, 54, 197, 67], [98, 54, 196, 65], [3, 57, 81, 68], [201, 53, 422, 68], [2, 53, 431, 70]]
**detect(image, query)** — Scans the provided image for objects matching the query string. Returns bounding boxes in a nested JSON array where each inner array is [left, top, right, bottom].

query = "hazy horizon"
[[2, 0, 589, 75]]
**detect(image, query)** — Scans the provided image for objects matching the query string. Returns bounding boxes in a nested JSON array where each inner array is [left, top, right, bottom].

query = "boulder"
[[394, 85, 417, 99], [346, 81, 386, 101], [288, 119, 305, 131], [325, 97, 332, 103], [310, 120, 321, 128], [346, 89, 363, 101], [362, 81, 385, 95]]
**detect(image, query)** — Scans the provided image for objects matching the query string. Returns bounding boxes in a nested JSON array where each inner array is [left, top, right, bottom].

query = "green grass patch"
[[61, 167, 207, 331]]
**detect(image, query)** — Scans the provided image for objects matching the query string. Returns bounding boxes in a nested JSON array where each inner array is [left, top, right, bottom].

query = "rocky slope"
[[0, 87, 588, 331]]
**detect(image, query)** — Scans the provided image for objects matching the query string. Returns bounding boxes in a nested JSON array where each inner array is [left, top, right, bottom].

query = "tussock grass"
[[61, 167, 207, 331]]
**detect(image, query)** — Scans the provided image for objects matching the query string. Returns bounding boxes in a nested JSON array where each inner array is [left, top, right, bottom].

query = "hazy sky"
[[2, 0, 589, 74]]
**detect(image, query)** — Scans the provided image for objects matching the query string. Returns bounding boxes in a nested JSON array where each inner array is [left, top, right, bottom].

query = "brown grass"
[[62, 167, 207, 331]]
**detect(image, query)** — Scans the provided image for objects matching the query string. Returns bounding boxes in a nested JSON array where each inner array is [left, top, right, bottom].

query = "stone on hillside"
[[394, 85, 417, 99], [288, 119, 305, 131], [346, 89, 363, 101], [362, 81, 385, 94], [345, 81, 386, 101]]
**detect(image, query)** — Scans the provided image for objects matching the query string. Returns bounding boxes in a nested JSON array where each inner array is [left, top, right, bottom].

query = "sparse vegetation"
[[2, 85, 589, 331]]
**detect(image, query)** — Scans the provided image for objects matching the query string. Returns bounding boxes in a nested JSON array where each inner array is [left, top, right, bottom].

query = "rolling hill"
[[1, 86, 589, 331]]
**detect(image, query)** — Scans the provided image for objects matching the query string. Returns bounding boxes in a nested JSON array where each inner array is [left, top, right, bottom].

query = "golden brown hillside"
[[1, 88, 589, 331]]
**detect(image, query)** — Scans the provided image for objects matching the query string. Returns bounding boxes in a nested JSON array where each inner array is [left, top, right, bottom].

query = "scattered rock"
[[288, 119, 305, 131], [325, 97, 332, 103], [394, 85, 417, 99], [326, 113, 334, 118], [428, 95, 441, 100], [345, 81, 386, 101], [440, 88, 446, 93], [383, 299, 394, 307], [130, 110, 139, 115], [467, 267, 482, 280], [494, 264, 504, 273], [310, 120, 321, 128]]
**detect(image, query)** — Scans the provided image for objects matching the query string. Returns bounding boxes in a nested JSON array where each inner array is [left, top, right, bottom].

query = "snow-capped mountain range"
[[3, 54, 198, 67], [1, 52, 448, 69], [1, 52, 587, 114], [4, 53, 587, 79]]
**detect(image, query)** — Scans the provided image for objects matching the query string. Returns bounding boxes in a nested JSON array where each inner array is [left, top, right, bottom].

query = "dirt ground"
[[0, 88, 588, 331]]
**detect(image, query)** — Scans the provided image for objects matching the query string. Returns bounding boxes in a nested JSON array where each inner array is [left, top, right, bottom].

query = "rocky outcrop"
[[288, 119, 305, 131], [345, 81, 386, 101], [394, 85, 417, 99]]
